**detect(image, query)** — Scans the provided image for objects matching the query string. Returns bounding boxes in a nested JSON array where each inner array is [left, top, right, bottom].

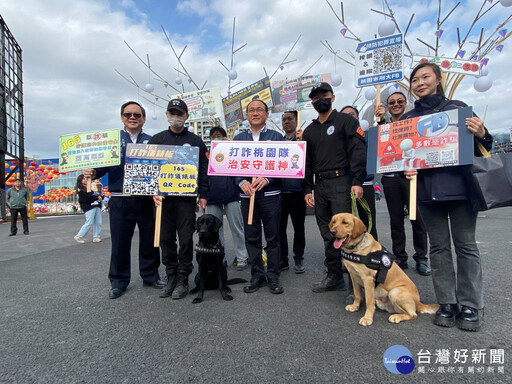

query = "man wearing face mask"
[[148, 99, 209, 300], [302, 82, 367, 293]]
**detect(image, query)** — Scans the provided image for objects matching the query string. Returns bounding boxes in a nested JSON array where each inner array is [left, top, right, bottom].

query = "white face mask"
[[168, 115, 186, 128]]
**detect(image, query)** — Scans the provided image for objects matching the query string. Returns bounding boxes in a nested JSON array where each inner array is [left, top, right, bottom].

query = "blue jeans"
[[206, 201, 248, 262], [419, 200, 483, 309], [77, 207, 102, 239]]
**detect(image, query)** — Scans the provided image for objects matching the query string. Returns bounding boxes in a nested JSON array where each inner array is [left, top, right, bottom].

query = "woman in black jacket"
[[74, 174, 103, 243], [403, 62, 493, 332]]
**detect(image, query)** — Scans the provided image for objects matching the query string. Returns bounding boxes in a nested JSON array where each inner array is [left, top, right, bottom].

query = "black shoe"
[[243, 277, 267, 293], [311, 273, 346, 293], [434, 304, 458, 327], [143, 279, 166, 289], [268, 278, 284, 294], [456, 306, 481, 332], [279, 262, 289, 271], [396, 260, 408, 270], [294, 259, 305, 274], [24, 231, 29, 235], [416, 262, 431, 276], [109, 287, 126, 299], [172, 275, 189, 299], [160, 275, 177, 298], [8, 233, 16, 237]]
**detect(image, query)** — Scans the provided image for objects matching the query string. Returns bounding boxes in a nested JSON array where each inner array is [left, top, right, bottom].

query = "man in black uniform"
[[85, 101, 164, 300], [149, 99, 209, 300], [302, 83, 367, 292]]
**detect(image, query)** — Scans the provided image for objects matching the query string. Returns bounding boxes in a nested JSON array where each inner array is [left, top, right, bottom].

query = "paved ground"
[[1, 204, 510, 383]]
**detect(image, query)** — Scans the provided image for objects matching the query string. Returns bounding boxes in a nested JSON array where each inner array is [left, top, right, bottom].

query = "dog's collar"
[[343, 232, 366, 250], [195, 240, 224, 254]]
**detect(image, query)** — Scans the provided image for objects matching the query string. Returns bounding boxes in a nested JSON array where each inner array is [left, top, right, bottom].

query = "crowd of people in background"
[[6, 62, 492, 332]]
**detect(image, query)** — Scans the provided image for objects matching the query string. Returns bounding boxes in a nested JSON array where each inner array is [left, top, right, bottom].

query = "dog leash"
[[351, 192, 373, 235]]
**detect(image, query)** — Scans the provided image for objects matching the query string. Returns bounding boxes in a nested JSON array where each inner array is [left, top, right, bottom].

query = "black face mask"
[[312, 97, 332, 113]]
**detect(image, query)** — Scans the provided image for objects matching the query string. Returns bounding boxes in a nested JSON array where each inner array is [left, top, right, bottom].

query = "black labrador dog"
[[190, 214, 246, 303]]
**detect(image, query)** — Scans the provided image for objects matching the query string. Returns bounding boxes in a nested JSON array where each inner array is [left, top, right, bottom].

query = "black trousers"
[[279, 191, 306, 264], [381, 176, 428, 263], [314, 176, 352, 275], [108, 196, 161, 289], [10, 207, 29, 234], [356, 184, 378, 240], [241, 194, 281, 280], [160, 196, 197, 278]]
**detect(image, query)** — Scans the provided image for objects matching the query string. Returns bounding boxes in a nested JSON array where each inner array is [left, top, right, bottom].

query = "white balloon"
[[360, 120, 370, 131], [228, 70, 238, 80], [188, 126, 194, 132], [242, 120, 249, 127], [175, 76, 182, 85], [378, 19, 395, 37], [274, 117, 280, 124], [152, 115, 157, 120], [364, 88, 377, 101], [331, 73, 342, 87], [479, 65, 489, 77], [144, 83, 154, 93], [205, 129, 210, 136], [473, 76, 493, 92], [500, 0, 512, 7]]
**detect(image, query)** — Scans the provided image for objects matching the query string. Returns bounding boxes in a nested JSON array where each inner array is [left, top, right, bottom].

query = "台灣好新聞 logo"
[[383, 345, 415, 374]]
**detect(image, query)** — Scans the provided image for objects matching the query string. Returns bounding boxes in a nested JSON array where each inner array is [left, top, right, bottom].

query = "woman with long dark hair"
[[74, 174, 103, 243], [403, 62, 493, 332]]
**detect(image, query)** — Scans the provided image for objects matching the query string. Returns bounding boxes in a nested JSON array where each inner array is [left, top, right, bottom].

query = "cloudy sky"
[[1, 0, 511, 158]]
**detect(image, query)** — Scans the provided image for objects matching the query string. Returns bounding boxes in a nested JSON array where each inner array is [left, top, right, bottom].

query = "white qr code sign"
[[355, 34, 404, 87]]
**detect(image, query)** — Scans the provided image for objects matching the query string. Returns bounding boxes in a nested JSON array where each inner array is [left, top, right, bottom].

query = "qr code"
[[441, 149, 456, 164], [123, 163, 160, 195], [374, 45, 402, 74], [425, 151, 439, 166]]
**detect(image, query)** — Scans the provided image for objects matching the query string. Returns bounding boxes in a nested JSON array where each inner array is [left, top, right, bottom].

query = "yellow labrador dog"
[[329, 213, 438, 326]]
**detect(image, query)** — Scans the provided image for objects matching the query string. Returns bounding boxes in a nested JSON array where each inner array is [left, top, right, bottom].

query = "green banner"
[[59, 129, 121, 172]]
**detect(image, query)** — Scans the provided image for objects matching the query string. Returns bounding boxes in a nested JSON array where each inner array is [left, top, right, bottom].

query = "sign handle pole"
[[193, 121, 198, 135], [376, 84, 382, 122], [441, 72, 447, 93], [87, 179, 92, 192], [297, 110, 301, 130], [248, 177, 255, 225], [154, 203, 162, 247], [409, 175, 417, 221]]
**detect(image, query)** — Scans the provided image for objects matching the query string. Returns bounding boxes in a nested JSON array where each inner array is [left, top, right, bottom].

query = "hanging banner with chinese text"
[[222, 77, 274, 127], [412, 56, 483, 76], [170, 87, 223, 122], [271, 73, 332, 113]]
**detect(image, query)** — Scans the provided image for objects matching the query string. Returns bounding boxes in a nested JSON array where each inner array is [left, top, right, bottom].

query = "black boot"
[[311, 273, 346, 293], [456, 306, 481, 332], [172, 275, 189, 300], [159, 275, 177, 298], [434, 304, 458, 327]]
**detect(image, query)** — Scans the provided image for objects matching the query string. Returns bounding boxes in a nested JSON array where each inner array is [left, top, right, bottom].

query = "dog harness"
[[340, 243, 395, 285], [194, 241, 224, 254]]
